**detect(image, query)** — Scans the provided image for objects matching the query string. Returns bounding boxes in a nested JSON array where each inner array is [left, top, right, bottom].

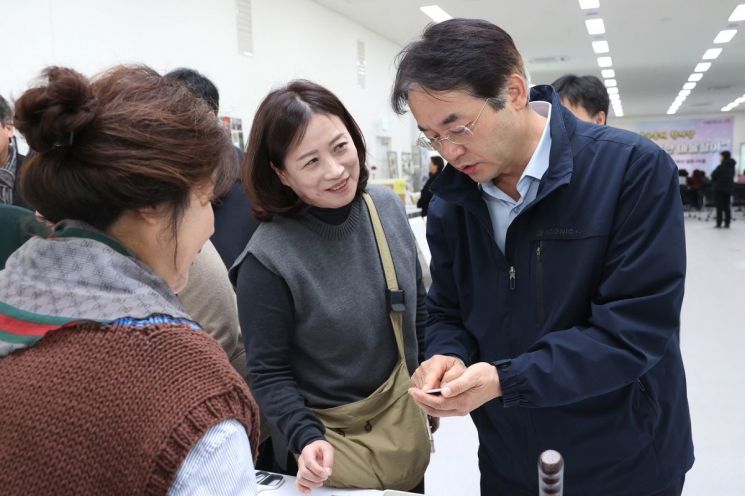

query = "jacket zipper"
[[509, 266, 516, 290], [536, 241, 544, 324]]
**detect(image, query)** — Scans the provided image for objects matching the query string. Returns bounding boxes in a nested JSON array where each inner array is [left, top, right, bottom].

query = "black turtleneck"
[[307, 204, 353, 226]]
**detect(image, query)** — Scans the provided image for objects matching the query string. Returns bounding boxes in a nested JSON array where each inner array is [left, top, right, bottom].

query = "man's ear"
[[595, 111, 607, 125], [505, 73, 530, 109], [271, 161, 290, 187]]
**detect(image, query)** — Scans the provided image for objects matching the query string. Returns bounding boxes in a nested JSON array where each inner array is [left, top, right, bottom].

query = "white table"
[[259, 473, 381, 495]]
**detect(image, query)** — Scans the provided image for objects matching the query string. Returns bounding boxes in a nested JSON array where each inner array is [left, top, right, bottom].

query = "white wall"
[[611, 111, 745, 171], [1, 0, 417, 177]]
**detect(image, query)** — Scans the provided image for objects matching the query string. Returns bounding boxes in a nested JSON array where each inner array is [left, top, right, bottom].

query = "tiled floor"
[[420, 210, 745, 495]]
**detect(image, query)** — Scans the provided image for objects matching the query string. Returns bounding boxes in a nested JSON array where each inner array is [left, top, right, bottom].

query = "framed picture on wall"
[[400, 152, 412, 175], [386, 151, 399, 178], [220, 115, 245, 151]]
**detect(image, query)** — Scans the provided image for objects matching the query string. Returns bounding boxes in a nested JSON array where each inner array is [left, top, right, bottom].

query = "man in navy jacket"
[[392, 19, 693, 496]]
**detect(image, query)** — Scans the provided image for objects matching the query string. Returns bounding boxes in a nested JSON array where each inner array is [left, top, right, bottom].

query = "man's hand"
[[411, 354, 468, 390], [409, 362, 502, 417], [295, 440, 334, 494]]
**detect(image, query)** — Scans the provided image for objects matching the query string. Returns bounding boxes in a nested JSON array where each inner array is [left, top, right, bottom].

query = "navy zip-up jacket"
[[425, 86, 694, 495]]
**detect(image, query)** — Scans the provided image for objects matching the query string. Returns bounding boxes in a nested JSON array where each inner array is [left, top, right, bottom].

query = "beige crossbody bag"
[[309, 192, 431, 490]]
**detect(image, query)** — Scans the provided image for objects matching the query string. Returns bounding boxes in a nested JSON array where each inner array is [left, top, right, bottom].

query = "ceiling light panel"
[[592, 40, 610, 53], [714, 29, 737, 43], [419, 5, 452, 23], [702, 48, 723, 59], [729, 4, 745, 22], [585, 18, 605, 35], [578, 0, 600, 9]]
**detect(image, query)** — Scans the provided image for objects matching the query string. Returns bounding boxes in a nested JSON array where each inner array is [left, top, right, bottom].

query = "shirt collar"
[[522, 101, 552, 181]]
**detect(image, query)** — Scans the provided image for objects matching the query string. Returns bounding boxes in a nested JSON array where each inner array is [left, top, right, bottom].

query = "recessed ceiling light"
[[721, 107, 732, 112], [683, 82, 696, 90], [694, 62, 712, 72], [667, 109, 677, 115], [702, 48, 723, 60], [714, 29, 737, 43], [607, 87, 619, 94], [601, 69, 615, 78], [736, 96, 745, 104], [679, 89, 691, 97], [579, 0, 600, 9], [419, 5, 453, 23], [585, 18, 606, 35], [604, 79, 617, 87], [728, 4, 745, 22], [688, 73, 703, 82], [592, 40, 610, 53], [597, 56, 613, 67]]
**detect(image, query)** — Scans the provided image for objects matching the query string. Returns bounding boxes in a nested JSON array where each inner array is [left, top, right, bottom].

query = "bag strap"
[[362, 192, 406, 361]]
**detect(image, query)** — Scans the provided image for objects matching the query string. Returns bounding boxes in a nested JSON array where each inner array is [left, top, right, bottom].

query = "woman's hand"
[[295, 439, 334, 494]]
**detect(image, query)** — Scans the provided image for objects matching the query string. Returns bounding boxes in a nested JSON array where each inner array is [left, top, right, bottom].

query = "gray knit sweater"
[[232, 185, 424, 454]]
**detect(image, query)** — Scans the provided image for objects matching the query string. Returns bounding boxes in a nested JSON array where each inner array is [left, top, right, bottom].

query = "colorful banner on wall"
[[631, 116, 733, 173]]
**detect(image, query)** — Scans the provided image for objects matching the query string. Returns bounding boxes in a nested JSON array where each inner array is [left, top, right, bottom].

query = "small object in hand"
[[256, 473, 285, 492], [424, 388, 442, 395]]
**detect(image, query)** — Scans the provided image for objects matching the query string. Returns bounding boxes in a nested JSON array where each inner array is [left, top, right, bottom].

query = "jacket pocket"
[[637, 378, 659, 417]]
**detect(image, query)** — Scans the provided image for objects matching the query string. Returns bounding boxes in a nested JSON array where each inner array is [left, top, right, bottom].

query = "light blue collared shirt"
[[480, 101, 552, 254], [168, 419, 257, 496]]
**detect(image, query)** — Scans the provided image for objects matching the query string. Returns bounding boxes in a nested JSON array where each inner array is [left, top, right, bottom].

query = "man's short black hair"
[[165, 68, 220, 113], [392, 19, 524, 114], [0, 94, 13, 124], [721, 150, 731, 160], [551, 74, 609, 120]]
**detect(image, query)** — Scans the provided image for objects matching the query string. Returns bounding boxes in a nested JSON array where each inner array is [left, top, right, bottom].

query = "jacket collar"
[[431, 85, 576, 220]]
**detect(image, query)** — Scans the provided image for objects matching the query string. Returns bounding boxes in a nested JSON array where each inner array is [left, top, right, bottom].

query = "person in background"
[[0, 204, 50, 269], [165, 67, 258, 268], [232, 80, 431, 494], [165, 67, 251, 381], [417, 155, 444, 216], [392, 18, 692, 495], [711, 150, 736, 228], [678, 168, 689, 186], [0, 95, 28, 208], [551, 74, 609, 125], [0, 65, 259, 495]]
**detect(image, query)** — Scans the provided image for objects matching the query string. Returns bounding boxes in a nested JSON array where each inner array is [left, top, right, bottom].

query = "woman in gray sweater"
[[231, 80, 431, 494]]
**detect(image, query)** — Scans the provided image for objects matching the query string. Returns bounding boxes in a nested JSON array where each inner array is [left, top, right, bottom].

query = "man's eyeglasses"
[[416, 97, 492, 151]]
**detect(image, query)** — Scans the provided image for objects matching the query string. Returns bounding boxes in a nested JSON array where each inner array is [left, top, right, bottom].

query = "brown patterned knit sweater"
[[0, 321, 260, 496]]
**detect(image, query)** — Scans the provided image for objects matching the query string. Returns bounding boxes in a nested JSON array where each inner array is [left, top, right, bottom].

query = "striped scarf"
[[0, 221, 195, 356]]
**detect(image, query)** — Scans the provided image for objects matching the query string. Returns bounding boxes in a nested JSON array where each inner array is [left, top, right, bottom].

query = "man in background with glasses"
[[392, 18, 692, 496], [0, 95, 28, 208]]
